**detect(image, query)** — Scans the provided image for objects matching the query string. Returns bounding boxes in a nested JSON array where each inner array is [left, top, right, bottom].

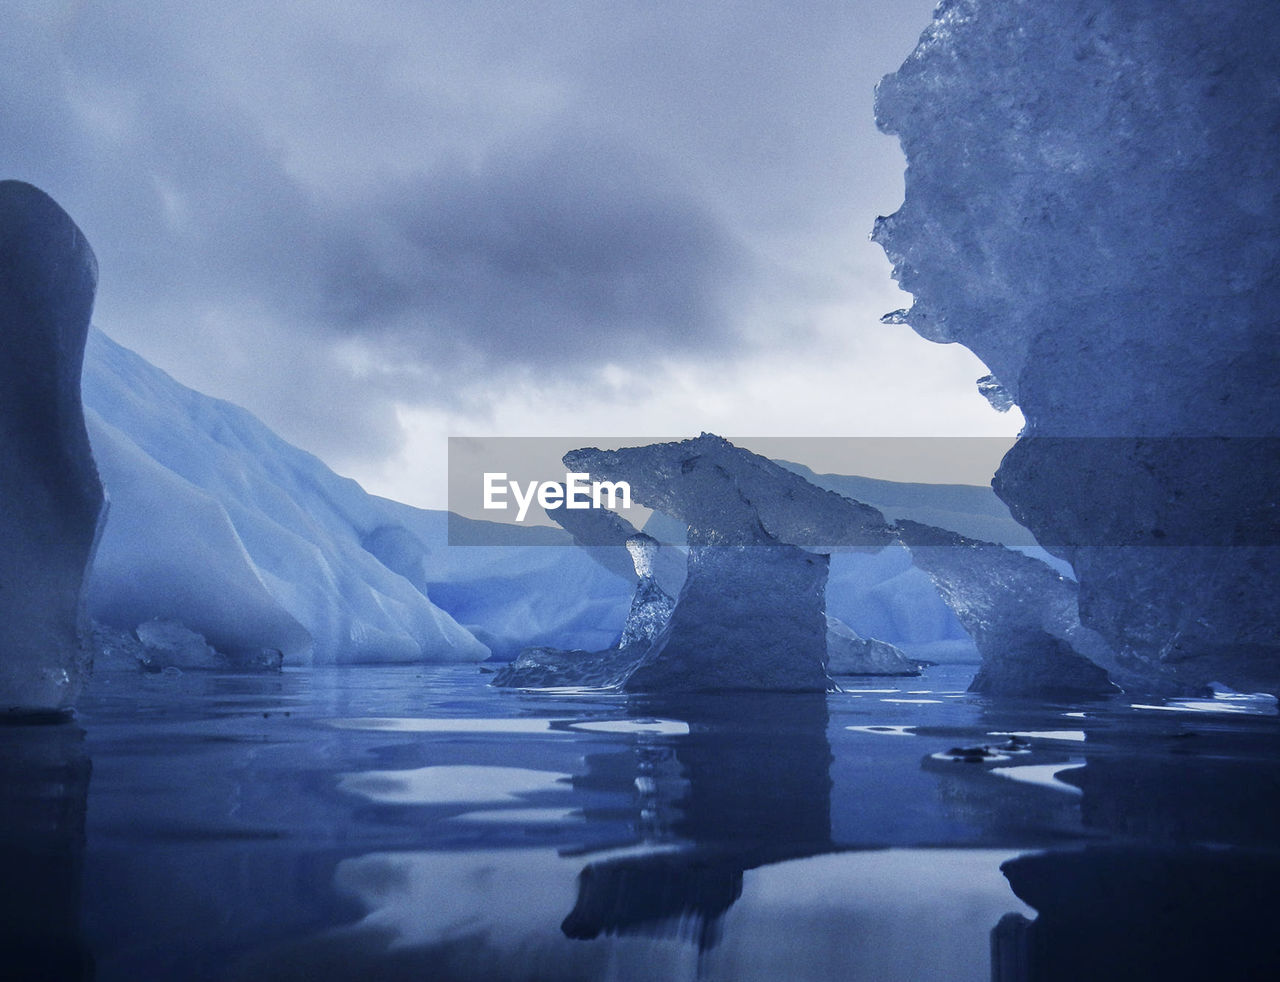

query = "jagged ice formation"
[[875, 0, 1280, 692], [896, 520, 1117, 697], [564, 435, 893, 692]]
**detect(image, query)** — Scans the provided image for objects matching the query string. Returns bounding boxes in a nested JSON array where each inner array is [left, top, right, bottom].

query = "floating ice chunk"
[[325, 717, 561, 734], [133, 618, 282, 672], [567, 718, 690, 736], [896, 520, 1118, 697], [622, 542, 831, 693], [564, 434, 888, 550], [491, 528, 676, 689], [825, 615, 920, 677], [876, 0, 1280, 694], [989, 761, 1086, 796]]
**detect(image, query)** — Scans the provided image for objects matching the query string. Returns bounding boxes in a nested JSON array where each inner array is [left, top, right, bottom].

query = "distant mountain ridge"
[[775, 460, 1039, 547]]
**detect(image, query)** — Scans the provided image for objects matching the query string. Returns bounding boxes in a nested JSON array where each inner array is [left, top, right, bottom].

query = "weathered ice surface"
[[565, 434, 890, 549], [824, 616, 919, 677], [896, 521, 1118, 697], [625, 543, 831, 692], [617, 536, 677, 651], [875, 0, 1280, 692], [0, 181, 104, 715], [566, 436, 862, 692]]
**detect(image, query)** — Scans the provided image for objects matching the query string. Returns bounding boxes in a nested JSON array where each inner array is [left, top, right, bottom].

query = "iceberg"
[[875, 0, 1280, 692], [394, 506, 640, 660], [561, 435, 893, 692], [0, 182, 104, 716]]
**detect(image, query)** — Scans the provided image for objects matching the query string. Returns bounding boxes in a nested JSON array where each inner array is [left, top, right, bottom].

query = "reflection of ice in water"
[[325, 715, 692, 737], [989, 761, 1086, 795], [569, 718, 690, 735], [317, 847, 1032, 981], [847, 725, 917, 736], [929, 750, 1013, 764], [448, 808, 584, 825], [335, 849, 578, 948], [988, 730, 1087, 743], [718, 850, 1033, 982], [326, 717, 560, 733], [1132, 690, 1278, 717], [338, 766, 571, 805], [882, 698, 943, 704]]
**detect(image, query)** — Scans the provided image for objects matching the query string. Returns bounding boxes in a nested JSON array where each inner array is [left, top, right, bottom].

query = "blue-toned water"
[[4, 663, 1278, 981]]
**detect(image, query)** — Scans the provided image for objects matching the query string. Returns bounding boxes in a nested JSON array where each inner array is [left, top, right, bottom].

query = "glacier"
[[0, 181, 104, 716], [80, 331, 638, 667], [82, 330, 487, 666], [875, 0, 1280, 694]]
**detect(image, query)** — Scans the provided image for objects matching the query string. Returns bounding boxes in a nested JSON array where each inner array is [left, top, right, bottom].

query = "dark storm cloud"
[[0, 0, 939, 467], [318, 130, 745, 367]]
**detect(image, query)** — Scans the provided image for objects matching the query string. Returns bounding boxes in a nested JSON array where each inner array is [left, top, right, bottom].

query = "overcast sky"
[[3, 0, 1020, 508]]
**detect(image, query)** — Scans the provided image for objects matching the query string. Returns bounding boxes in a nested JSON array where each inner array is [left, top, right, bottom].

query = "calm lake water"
[[4, 662, 1278, 981]]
